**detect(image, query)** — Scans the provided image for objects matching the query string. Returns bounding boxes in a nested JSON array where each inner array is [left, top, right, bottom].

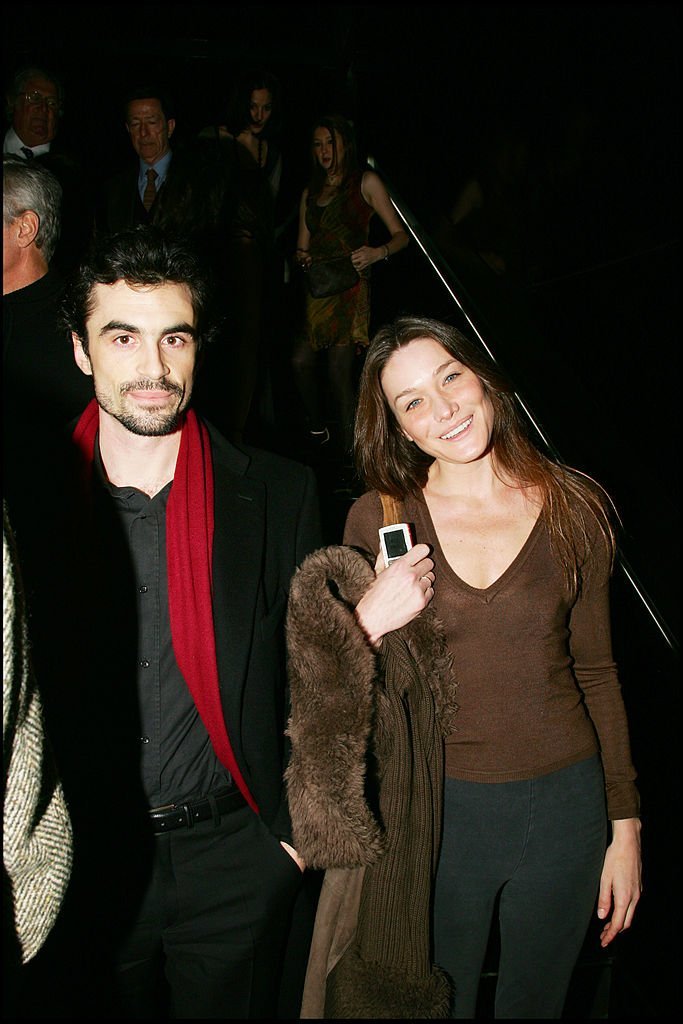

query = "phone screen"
[[384, 529, 409, 559]]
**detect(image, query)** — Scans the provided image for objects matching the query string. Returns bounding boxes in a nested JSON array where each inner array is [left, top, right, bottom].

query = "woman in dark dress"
[[292, 114, 409, 459]]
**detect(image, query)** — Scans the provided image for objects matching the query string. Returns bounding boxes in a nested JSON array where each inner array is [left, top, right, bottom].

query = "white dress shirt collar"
[[3, 126, 51, 159]]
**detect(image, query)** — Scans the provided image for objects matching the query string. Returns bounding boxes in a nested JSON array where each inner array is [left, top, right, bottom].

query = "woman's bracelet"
[[382, 244, 390, 261]]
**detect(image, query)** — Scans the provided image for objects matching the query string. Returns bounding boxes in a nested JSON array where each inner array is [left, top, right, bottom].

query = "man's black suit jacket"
[[206, 422, 322, 838], [96, 156, 170, 236], [10, 412, 323, 855]]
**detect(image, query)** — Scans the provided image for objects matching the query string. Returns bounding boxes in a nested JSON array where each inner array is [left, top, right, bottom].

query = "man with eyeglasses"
[[4, 65, 63, 160], [4, 65, 94, 274]]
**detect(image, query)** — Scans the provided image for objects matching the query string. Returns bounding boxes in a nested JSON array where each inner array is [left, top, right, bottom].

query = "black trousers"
[[434, 755, 608, 1019], [112, 804, 304, 1019]]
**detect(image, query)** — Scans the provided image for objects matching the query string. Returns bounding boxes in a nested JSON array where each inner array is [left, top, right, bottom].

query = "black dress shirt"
[[96, 449, 233, 807]]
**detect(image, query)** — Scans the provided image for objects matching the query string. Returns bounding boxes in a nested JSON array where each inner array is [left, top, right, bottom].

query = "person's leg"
[[494, 756, 607, 1019], [225, 237, 265, 443], [112, 839, 171, 1017], [162, 807, 303, 1019], [434, 777, 529, 1018], [276, 868, 324, 1019], [326, 343, 357, 459], [291, 333, 327, 435]]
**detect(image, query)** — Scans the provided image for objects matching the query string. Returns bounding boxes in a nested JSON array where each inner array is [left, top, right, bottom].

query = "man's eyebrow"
[[99, 321, 137, 336], [161, 323, 198, 338], [98, 321, 198, 338]]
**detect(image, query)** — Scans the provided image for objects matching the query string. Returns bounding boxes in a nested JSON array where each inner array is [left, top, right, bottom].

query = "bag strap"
[[379, 493, 404, 527]]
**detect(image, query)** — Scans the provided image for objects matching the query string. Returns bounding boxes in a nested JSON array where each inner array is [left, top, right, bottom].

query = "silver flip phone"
[[379, 523, 414, 567]]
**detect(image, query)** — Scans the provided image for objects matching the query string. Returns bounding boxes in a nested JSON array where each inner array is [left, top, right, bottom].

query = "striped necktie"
[[143, 168, 158, 211], [20, 146, 35, 160]]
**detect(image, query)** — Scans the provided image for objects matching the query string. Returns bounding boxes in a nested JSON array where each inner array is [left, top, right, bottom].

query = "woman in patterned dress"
[[292, 114, 408, 457]]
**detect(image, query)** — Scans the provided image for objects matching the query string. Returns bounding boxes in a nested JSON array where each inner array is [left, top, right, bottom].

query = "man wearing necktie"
[[4, 65, 94, 274], [96, 85, 176, 235], [143, 167, 158, 211], [3, 66, 62, 160]]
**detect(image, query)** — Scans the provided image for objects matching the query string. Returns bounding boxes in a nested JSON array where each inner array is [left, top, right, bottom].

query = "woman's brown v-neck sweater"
[[343, 489, 639, 821]]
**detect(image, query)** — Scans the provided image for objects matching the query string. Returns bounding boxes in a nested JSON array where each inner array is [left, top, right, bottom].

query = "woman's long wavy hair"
[[354, 315, 617, 594]]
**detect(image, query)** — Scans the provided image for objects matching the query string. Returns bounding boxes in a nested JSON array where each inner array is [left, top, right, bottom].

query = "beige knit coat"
[[3, 503, 73, 963]]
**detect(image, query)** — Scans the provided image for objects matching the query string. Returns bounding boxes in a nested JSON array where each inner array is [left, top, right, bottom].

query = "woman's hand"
[[295, 248, 311, 268], [351, 245, 384, 271], [354, 543, 435, 647], [597, 817, 642, 947]]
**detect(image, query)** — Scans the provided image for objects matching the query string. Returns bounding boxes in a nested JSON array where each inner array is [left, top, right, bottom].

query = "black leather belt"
[[149, 787, 246, 835]]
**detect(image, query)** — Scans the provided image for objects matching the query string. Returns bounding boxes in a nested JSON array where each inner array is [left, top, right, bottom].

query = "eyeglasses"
[[22, 92, 60, 112]]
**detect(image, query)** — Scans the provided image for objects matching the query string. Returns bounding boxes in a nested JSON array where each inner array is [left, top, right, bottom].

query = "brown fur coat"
[[286, 545, 458, 1018]]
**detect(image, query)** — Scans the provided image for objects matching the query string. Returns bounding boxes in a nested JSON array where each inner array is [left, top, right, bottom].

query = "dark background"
[[5, 3, 679, 1018], [7, 2, 678, 627]]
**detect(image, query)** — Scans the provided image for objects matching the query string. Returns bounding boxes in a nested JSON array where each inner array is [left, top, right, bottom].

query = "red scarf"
[[73, 399, 258, 813]]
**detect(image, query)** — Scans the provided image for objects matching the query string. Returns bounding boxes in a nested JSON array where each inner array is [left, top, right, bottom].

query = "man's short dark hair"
[[123, 85, 176, 123], [61, 226, 216, 356]]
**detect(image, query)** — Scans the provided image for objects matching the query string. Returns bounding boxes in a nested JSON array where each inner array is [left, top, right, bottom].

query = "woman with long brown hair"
[[286, 315, 643, 1019], [339, 313, 642, 1017]]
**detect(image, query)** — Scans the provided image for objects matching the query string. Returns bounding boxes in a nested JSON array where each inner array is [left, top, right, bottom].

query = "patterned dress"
[[304, 173, 374, 350]]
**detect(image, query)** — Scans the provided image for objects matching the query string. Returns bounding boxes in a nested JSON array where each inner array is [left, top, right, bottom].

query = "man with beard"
[[15, 225, 322, 1019]]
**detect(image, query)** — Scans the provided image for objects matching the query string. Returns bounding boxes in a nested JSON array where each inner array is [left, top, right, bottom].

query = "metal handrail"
[[368, 154, 679, 654]]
